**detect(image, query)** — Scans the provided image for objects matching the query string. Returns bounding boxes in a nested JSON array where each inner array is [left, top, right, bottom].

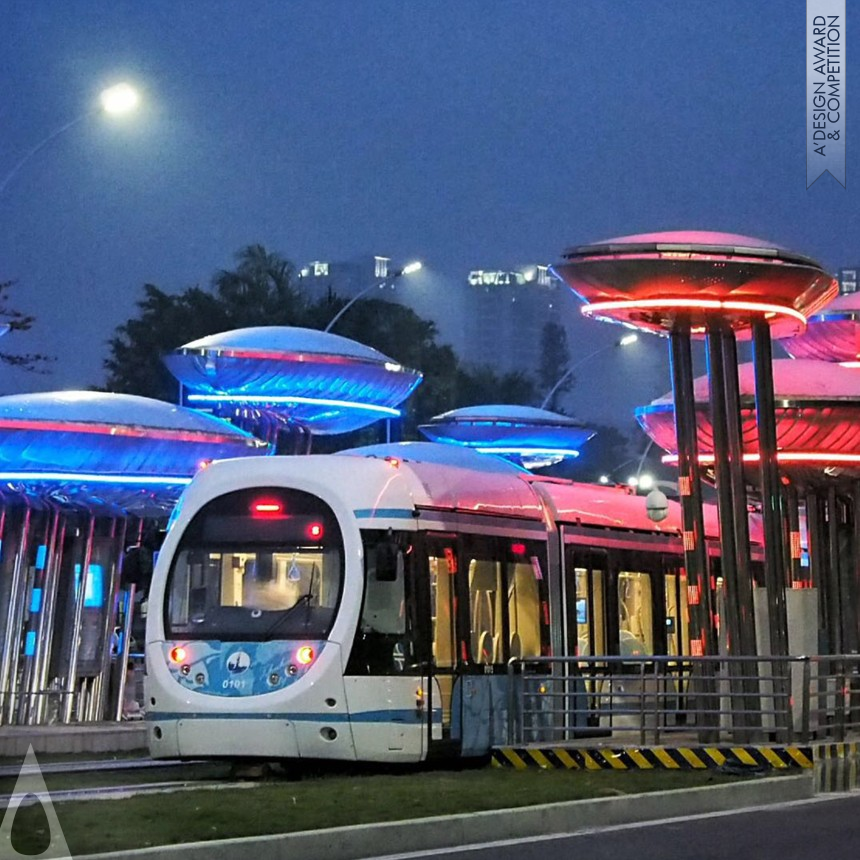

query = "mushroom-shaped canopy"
[[780, 291, 860, 363], [165, 327, 423, 435], [552, 230, 837, 339], [636, 360, 860, 473], [0, 390, 269, 515], [419, 404, 595, 469]]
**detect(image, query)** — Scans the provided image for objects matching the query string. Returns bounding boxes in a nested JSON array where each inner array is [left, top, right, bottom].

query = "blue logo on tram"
[[226, 650, 251, 674]]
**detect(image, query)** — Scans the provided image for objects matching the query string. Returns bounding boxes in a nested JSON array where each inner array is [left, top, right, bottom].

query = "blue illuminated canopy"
[[0, 391, 270, 515], [165, 327, 423, 435], [418, 404, 596, 469]]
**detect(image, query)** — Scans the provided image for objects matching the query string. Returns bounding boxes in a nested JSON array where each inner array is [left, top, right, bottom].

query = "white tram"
[[145, 442, 743, 763]]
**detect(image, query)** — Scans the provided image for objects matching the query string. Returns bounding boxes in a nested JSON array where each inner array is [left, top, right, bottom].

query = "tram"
[[145, 442, 746, 763]]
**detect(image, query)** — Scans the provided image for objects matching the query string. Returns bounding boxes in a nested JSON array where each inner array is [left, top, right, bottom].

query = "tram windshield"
[[164, 487, 343, 641]]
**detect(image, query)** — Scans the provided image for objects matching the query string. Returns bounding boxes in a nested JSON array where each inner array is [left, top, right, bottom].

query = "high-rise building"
[[460, 265, 560, 376], [838, 267, 858, 294]]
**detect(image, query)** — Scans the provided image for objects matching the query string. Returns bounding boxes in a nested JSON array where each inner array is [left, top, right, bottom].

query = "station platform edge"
[[491, 741, 860, 771]]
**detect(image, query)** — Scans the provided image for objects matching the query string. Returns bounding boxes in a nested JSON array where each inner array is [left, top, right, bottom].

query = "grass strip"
[[8, 766, 748, 856]]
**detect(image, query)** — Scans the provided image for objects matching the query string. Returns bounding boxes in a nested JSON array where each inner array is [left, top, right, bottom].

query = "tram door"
[[566, 549, 608, 658], [422, 533, 549, 756], [566, 546, 670, 658], [663, 560, 690, 657], [425, 538, 461, 750]]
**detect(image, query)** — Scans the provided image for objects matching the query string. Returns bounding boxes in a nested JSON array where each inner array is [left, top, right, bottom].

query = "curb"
[[492, 745, 814, 770], [78, 773, 814, 860]]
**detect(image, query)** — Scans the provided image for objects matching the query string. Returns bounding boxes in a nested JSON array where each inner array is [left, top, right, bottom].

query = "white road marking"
[[364, 793, 860, 860]]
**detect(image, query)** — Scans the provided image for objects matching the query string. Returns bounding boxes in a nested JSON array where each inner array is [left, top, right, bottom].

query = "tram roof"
[[180, 441, 752, 544]]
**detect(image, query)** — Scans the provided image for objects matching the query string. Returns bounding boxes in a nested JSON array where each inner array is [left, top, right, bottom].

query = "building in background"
[[461, 265, 558, 376], [838, 267, 857, 294], [296, 254, 668, 429]]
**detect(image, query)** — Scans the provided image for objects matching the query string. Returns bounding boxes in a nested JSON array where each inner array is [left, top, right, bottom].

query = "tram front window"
[[165, 487, 343, 641]]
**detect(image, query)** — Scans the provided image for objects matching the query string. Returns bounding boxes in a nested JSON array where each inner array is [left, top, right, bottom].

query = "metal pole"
[[669, 320, 715, 741], [806, 491, 827, 645], [669, 321, 714, 655], [34, 509, 67, 724], [706, 324, 748, 737], [63, 514, 96, 723], [706, 326, 742, 652], [721, 330, 756, 658], [826, 486, 842, 655], [0, 504, 32, 724], [836, 494, 857, 655], [20, 509, 59, 724], [786, 486, 804, 588], [853, 485, 860, 654], [751, 319, 790, 659], [114, 584, 137, 721], [96, 518, 128, 721]]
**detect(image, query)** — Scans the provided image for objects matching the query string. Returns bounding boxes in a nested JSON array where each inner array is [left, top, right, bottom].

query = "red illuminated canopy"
[[552, 231, 837, 339], [637, 358, 860, 483], [780, 292, 860, 363]]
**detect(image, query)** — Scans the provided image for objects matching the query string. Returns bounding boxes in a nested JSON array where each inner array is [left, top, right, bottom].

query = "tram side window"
[[346, 532, 414, 676], [575, 568, 606, 657], [617, 571, 653, 656], [507, 557, 545, 659], [664, 570, 689, 657], [429, 550, 457, 668], [468, 558, 504, 664]]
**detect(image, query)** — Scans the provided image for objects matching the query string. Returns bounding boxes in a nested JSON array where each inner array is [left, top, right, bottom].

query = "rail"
[[506, 654, 860, 746]]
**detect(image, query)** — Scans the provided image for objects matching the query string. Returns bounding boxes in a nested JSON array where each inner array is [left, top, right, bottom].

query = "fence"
[[507, 654, 860, 746]]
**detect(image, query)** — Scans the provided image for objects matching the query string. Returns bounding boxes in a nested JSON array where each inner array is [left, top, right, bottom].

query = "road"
[[371, 793, 860, 860]]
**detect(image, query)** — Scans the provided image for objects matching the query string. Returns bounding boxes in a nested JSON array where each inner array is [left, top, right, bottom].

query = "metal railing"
[[507, 655, 860, 746]]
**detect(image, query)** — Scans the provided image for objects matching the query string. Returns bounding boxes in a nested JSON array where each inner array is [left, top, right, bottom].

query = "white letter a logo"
[[0, 745, 71, 859]]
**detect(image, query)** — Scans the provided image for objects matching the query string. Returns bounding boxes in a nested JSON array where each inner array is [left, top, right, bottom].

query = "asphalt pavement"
[[369, 793, 860, 860]]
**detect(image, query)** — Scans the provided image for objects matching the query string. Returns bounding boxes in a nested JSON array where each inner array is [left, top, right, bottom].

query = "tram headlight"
[[296, 645, 315, 665], [169, 646, 187, 664]]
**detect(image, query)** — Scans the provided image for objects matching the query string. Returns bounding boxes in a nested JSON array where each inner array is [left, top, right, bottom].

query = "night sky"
[[1, 1, 856, 432]]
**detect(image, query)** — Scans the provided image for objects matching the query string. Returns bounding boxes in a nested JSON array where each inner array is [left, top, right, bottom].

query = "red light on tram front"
[[510, 542, 526, 555], [252, 499, 283, 518], [296, 645, 315, 665], [169, 646, 187, 663], [307, 522, 324, 540]]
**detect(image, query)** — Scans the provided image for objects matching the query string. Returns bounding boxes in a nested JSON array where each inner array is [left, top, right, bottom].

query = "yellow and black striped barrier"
[[815, 741, 860, 761], [491, 745, 815, 771], [814, 743, 860, 792]]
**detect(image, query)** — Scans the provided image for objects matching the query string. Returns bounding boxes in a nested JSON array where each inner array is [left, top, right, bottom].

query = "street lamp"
[[0, 82, 141, 197], [540, 332, 638, 410], [323, 261, 423, 333]]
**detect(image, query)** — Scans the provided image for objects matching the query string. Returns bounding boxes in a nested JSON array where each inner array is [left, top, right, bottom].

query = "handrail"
[[506, 654, 860, 746]]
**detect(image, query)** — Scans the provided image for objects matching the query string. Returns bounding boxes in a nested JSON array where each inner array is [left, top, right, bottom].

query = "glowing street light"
[[99, 82, 140, 115], [324, 260, 423, 333], [540, 332, 638, 410], [0, 82, 141, 197]]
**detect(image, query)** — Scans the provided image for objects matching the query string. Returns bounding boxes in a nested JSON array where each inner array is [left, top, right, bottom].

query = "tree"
[[0, 279, 52, 372], [211, 244, 306, 327], [538, 321, 572, 411], [102, 244, 542, 438], [103, 246, 307, 401]]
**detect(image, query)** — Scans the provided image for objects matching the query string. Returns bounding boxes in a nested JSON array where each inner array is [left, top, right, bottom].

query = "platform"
[[0, 721, 147, 758]]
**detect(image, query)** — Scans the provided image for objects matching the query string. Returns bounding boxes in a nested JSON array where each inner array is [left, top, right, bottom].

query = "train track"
[[1, 778, 259, 806], [0, 757, 195, 778]]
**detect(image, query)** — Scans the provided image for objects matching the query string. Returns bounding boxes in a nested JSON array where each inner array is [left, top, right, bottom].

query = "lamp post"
[[323, 261, 422, 333], [0, 82, 140, 198], [540, 332, 638, 411]]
